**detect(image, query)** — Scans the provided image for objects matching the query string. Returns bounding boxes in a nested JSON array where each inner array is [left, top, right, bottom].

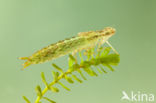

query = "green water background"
[[0, 0, 156, 103]]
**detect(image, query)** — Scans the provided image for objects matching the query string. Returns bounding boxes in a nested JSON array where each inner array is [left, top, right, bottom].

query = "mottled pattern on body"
[[32, 36, 87, 63], [19, 27, 116, 69]]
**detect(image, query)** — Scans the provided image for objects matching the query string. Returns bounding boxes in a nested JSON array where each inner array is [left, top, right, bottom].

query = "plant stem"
[[35, 70, 72, 103]]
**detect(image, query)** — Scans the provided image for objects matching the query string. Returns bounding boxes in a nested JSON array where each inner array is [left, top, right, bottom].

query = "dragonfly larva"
[[19, 27, 116, 69]]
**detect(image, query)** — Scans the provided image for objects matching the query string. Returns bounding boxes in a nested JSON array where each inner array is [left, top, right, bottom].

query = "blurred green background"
[[0, 0, 156, 103]]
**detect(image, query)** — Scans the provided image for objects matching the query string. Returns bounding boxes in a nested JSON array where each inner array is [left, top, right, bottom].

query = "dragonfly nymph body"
[[19, 27, 116, 69]]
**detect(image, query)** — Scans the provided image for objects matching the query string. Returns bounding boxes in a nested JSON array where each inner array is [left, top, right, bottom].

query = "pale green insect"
[[19, 27, 116, 69]]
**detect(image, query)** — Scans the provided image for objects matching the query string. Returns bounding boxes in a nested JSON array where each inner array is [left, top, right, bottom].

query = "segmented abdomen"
[[30, 36, 87, 64]]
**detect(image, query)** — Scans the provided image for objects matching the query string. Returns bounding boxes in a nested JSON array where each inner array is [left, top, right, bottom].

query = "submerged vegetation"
[[22, 47, 120, 103]]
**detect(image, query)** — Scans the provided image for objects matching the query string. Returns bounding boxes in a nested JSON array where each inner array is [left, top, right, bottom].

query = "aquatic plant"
[[22, 47, 120, 103]]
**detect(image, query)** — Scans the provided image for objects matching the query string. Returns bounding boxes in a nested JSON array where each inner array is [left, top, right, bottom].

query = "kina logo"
[[121, 91, 155, 102]]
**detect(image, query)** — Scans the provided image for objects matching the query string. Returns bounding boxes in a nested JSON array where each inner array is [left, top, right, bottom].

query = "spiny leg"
[[97, 39, 104, 51], [106, 41, 118, 54], [72, 50, 78, 63], [84, 45, 96, 59], [97, 38, 108, 52], [98, 38, 118, 54]]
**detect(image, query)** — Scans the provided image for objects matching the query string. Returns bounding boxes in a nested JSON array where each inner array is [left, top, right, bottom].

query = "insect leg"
[[97, 39, 105, 51], [83, 44, 96, 58], [72, 50, 78, 63], [106, 41, 118, 54]]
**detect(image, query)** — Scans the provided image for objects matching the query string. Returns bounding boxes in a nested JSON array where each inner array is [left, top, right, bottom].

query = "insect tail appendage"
[[19, 57, 29, 60], [19, 57, 32, 70]]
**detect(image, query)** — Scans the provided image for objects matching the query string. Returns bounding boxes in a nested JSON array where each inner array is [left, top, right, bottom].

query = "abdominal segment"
[[29, 36, 87, 64], [20, 31, 103, 69]]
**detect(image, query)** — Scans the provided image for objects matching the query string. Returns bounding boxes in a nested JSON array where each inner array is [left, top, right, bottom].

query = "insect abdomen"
[[29, 36, 87, 64]]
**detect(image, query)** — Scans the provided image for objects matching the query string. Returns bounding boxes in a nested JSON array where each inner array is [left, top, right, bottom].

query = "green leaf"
[[68, 56, 74, 67], [50, 86, 59, 93], [72, 74, 83, 83], [77, 69, 87, 80], [81, 61, 91, 68], [99, 66, 107, 73], [79, 52, 84, 62], [101, 47, 111, 57], [83, 67, 97, 76], [41, 72, 49, 87], [43, 97, 56, 103], [97, 47, 103, 57], [68, 63, 80, 72], [35, 85, 42, 97], [52, 63, 63, 73], [91, 68, 98, 76], [52, 71, 59, 81], [65, 75, 74, 84], [71, 63, 80, 71], [58, 82, 70, 91], [97, 67, 103, 74], [68, 64, 79, 72], [86, 50, 91, 60], [90, 48, 95, 58], [107, 54, 120, 65], [23, 96, 31, 103], [69, 54, 76, 63], [105, 64, 114, 71]]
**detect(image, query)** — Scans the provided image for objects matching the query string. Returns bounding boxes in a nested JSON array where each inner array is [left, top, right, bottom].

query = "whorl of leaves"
[[23, 47, 120, 103]]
